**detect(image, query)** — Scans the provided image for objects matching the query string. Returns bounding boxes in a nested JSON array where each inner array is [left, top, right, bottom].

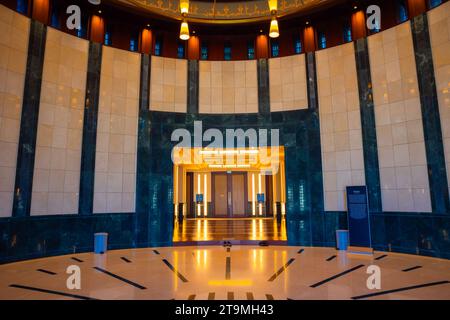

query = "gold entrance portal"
[[172, 147, 287, 242]]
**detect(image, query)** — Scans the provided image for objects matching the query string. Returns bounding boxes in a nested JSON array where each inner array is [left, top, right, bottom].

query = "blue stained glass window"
[[271, 41, 279, 57], [398, 1, 408, 23], [201, 44, 208, 60], [224, 44, 232, 60], [130, 38, 137, 52], [344, 25, 352, 42], [247, 42, 255, 60], [372, 18, 381, 33], [318, 32, 327, 49], [104, 31, 112, 46], [429, 0, 442, 8], [76, 26, 86, 38], [155, 39, 162, 56], [17, 0, 27, 14], [76, 14, 87, 38], [294, 37, 302, 54], [50, 11, 59, 28], [177, 42, 185, 59]]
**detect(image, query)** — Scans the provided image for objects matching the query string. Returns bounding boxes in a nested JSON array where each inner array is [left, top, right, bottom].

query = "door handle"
[[228, 192, 232, 206]]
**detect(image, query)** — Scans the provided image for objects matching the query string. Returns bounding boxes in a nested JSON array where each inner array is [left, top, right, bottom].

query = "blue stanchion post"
[[94, 233, 108, 254], [336, 230, 349, 251]]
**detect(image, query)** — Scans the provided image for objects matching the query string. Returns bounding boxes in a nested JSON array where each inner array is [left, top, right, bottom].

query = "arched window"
[[318, 32, 327, 49], [372, 18, 381, 33], [224, 43, 232, 60], [398, 0, 409, 23], [130, 38, 137, 51], [177, 42, 185, 59], [76, 26, 86, 38], [271, 40, 279, 57], [429, 0, 442, 8], [247, 41, 255, 60], [201, 42, 208, 60], [343, 25, 352, 43], [76, 14, 88, 38], [16, 0, 27, 14], [294, 37, 302, 54], [50, 3, 60, 28], [154, 38, 162, 56], [104, 29, 112, 46]]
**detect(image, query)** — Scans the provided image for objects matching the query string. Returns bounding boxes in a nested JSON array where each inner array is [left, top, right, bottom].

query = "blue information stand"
[[346, 186, 372, 253]]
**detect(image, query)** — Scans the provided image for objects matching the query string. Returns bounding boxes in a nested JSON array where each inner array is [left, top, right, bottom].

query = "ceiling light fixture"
[[180, 0, 189, 15], [179, 0, 190, 40], [268, 0, 279, 38], [269, 17, 279, 38], [268, 0, 278, 13], [180, 21, 190, 40]]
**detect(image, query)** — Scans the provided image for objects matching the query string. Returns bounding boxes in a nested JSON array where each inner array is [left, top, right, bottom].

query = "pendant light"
[[180, 20, 190, 40], [269, 18, 279, 38], [179, 0, 190, 40], [268, 0, 280, 38]]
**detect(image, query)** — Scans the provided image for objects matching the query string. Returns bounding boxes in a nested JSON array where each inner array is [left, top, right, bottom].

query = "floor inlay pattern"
[[1, 247, 449, 300]]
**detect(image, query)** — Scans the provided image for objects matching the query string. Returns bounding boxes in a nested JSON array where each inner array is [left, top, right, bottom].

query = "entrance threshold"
[[173, 218, 287, 243], [185, 217, 275, 221], [173, 240, 288, 247]]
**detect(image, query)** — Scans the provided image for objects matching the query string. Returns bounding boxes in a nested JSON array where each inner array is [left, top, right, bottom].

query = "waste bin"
[[94, 232, 108, 254], [336, 230, 349, 251]]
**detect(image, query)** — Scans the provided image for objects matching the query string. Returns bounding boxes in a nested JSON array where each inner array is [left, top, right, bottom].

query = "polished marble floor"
[[173, 218, 287, 242], [1, 246, 449, 300]]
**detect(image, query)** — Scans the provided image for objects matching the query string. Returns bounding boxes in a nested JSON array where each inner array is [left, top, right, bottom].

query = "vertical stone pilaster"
[[354, 38, 382, 213], [13, 21, 47, 217], [135, 54, 151, 246], [411, 14, 450, 213], [78, 42, 102, 215], [257, 59, 270, 114], [187, 60, 199, 114]]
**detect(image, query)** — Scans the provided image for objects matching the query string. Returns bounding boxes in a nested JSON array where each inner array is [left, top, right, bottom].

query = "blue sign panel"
[[346, 186, 371, 248], [196, 194, 204, 203], [257, 193, 265, 203]]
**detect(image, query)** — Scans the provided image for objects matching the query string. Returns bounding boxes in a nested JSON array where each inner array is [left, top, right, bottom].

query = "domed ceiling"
[[110, 0, 343, 24]]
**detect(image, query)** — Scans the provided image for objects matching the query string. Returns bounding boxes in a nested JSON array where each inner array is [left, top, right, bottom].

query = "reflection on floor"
[[1, 246, 449, 300], [172, 218, 287, 242]]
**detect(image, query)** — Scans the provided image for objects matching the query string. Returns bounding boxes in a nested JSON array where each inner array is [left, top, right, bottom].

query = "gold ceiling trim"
[[173, 147, 285, 172], [112, 0, 331, 24]]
